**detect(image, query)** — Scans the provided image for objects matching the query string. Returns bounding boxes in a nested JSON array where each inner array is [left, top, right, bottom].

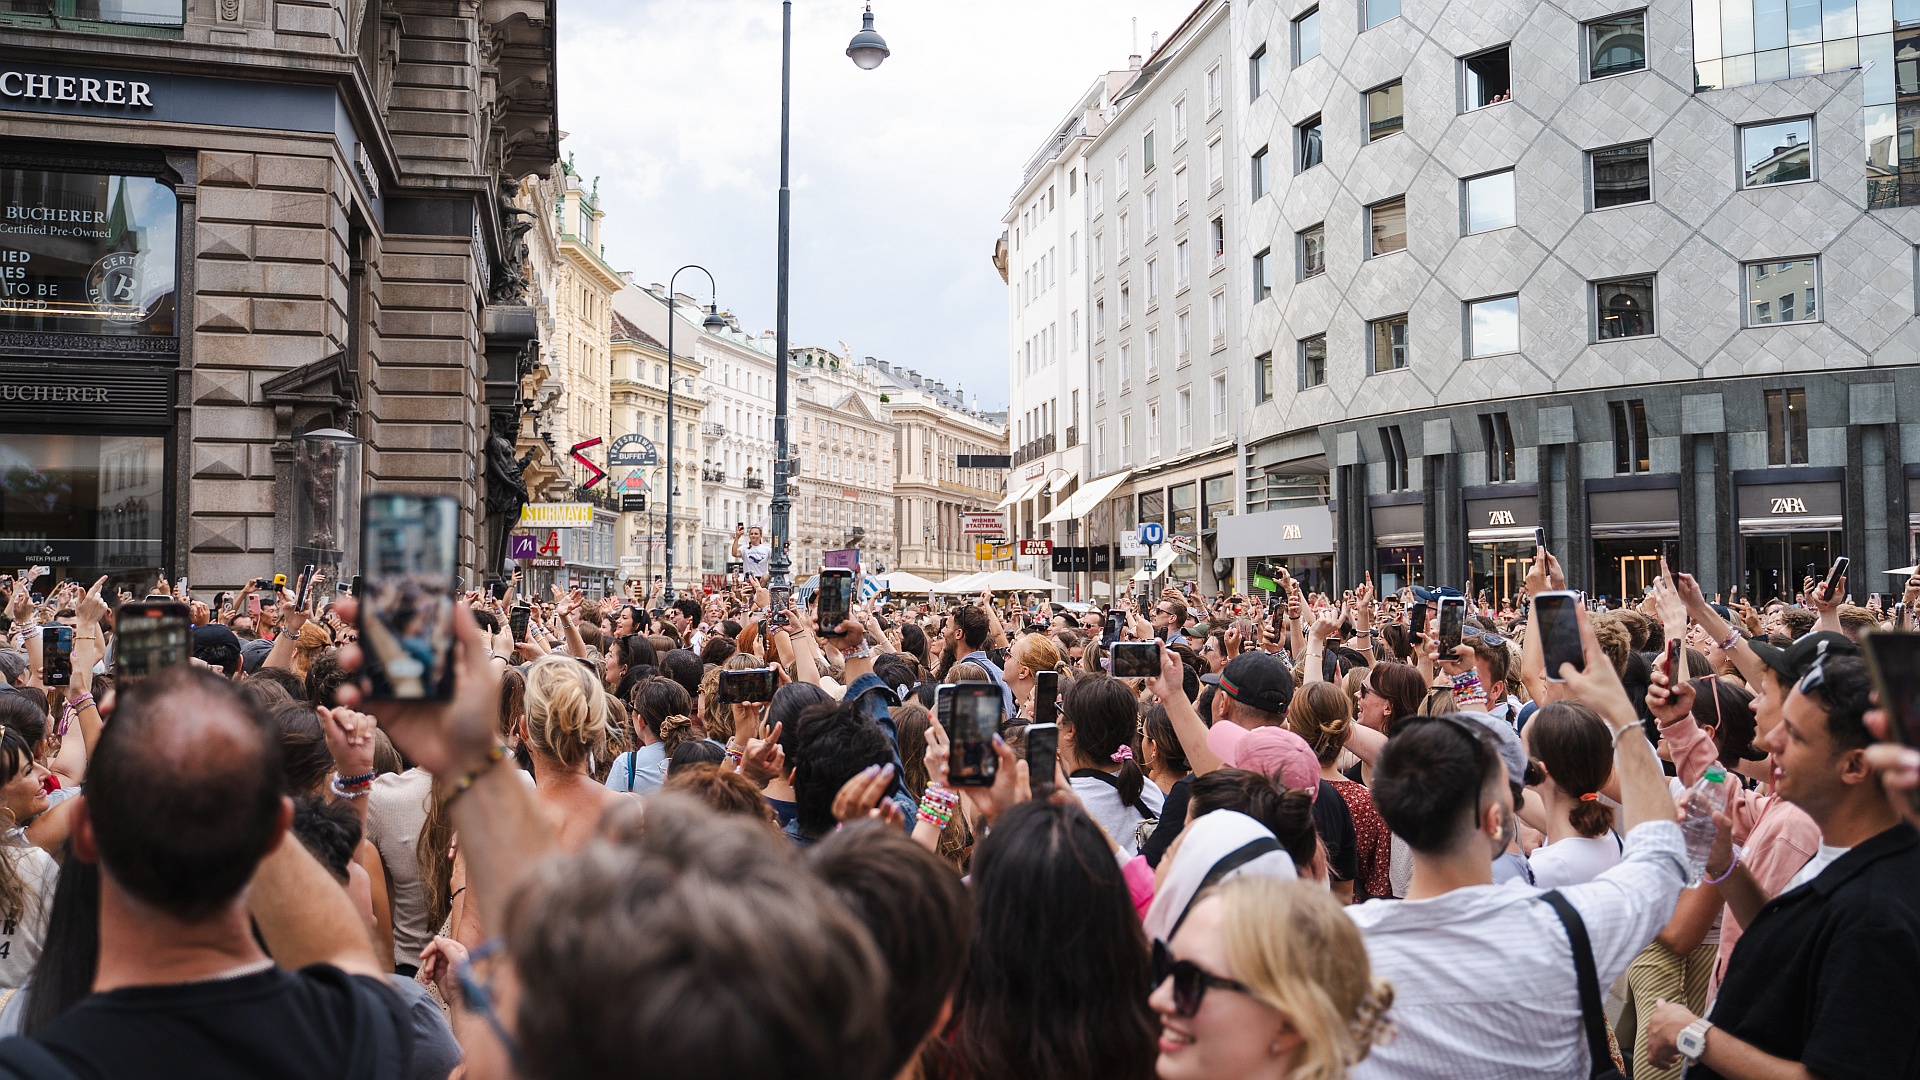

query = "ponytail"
[[1530, 702, 1616, 839]]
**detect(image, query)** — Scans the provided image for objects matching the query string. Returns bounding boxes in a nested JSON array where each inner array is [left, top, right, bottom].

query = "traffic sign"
[[961, 512, 1008, 536], [1019, 539, 1053, 556], [1139, 522, 1165, 546], [974, 541, 996, 561]]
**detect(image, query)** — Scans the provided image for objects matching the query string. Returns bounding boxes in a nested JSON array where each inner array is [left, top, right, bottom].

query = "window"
[[1250, 46, 1269, 100], [1070, 310, 1081, 349], [1299, 334, 1328, 388], [1210, 290, 1228, 347], [1093, 174, 1104, 216], [1095, 354, 1107, 399], [1745, 258, 1818, 325], [1146, 257, 1161, 306], [1206, 61, 1223, 112], [1148, 402, 1161, 458], [1464, 46, 1512, 109], [1741, 118, 1813, 187], [1095, 298, 1106, 339], [1298, 223, 1326, 279], [1069, 168, 1078, 195], [1467, 295, 1520, 357], [1146, 328, 1160, 377], [1481, 412, 1517, 482], [1119, 213, 1130, 258], [1120, 344, 1133, 392], [1121, 413, 1133, 465], [1594, 275, 1655, 340], [1251, 147, 1269, 199], [1365, 0, 1400, 29], [1295, 7, 1321, 65], [1177, 309, 1192, 360], [1381, 426, 1411, 490], [1586, 11, 1646, 79], [1211, 374, 1228, 438], [1094, 232, 1105, 269], [1173, 97, 1189, 144], [1176, 238, 1191, 288], [1118, 152, 1130, 195], [1464, 169, 1516, 232], [1207, 137, 1225, 192], [1175, 165, 1190, 216], [1177, 387, 1193, 447], [1370, 315, 1409, 372], [1368, 196, 1407, 256], [1297, 115, 1324, 171], [1096, 421, 1108, 472], [1210, 217, 1226, 268], [1366, 81, 1404, 141], [1253, 249, 1272, 302], [1600, 399, 1654, 475], [1120, 283, 1132, 324], [1764, 388, 1809, 466], [1145, 190, 1159, 237], [1069, 232, 1079, 272], [1589, 141, 1652, 208], [1255, 351, 1275, 403]]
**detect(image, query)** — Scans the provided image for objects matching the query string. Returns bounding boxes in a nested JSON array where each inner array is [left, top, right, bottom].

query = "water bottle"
[[1680, 763, 1730, 884]]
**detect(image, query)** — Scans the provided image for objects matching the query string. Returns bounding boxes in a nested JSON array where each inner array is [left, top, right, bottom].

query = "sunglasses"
[[1152, 938, 1251, 1018], [1462, 626, 1508, 647]]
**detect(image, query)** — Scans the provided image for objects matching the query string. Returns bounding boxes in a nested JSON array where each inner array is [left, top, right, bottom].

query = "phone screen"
[[946, 682, 1002, 787], [1026, 722, 1059, 799], [818, 570, 853, 630], [1033, 670, 1059, 727], [1111, 640, 1162, 678], [769, 585, 792, 612], [42, 624, 73, 687], [1863, 632, 1920, 750], [1438, 598, 1467, 651], [1103, 610, 1124, 645], [1662, 638, 1681, 683], [357, 494, 460, 701], [510, 604, 531, 643], [1535, 591, 1584, 680], [1410, 602, 1430, 638], [115, 602, 192, 680], [719, 667, 778, 704]]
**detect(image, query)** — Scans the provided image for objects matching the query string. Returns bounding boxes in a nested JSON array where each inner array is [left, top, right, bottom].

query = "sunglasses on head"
[[1463, 626, 1508, 647], [1152, 939, 1251, 1018]]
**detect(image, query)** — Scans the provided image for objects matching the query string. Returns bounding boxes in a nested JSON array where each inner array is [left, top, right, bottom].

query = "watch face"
[[1677, 1024, 1709, 1058]]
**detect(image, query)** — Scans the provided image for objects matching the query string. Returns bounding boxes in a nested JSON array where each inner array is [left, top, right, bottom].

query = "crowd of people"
[[0, 548, 1913, 1080]]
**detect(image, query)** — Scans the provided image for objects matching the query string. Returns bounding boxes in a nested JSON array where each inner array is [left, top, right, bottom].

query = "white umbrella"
[[877, 570, 939, 594], [931, 571, 989, 594], [976, 569, 1067, 592], [1887, 565, 1918, 578]]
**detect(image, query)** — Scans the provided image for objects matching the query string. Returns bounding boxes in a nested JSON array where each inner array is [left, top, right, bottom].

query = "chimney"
[[1150, 30, 1159, 54], [617, 271, 634, 285], [1129, 52, 1143, 69]]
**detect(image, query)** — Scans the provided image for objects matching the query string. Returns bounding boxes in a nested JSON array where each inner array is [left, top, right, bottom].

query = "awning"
[[1041, 469, 1131, 524], [1044, 464, 1080, 496], [996, 480, 1043, 510]]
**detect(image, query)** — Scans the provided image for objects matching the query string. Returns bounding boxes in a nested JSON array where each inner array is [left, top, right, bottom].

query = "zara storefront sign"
[[0, 70, 155, 109]]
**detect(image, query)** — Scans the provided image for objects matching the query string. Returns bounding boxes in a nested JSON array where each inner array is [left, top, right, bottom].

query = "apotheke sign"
[[0, 70, 154, 110]]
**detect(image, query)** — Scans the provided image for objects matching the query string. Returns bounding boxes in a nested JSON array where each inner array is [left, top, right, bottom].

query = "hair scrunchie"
[[1110, 745, 1134, 764]]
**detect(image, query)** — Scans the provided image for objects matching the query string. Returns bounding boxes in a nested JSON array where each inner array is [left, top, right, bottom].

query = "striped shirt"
[[1348, 820, 1688, 1080]]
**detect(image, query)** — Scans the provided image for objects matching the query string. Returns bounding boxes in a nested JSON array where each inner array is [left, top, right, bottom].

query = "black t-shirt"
[[1311, 779, 1358, 883], [1695, 822, 1920, 1080], [1140, 774, 1194, 868], [27, 963, 413, 1080]]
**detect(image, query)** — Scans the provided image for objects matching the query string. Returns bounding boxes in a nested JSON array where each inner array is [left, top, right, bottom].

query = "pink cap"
[[1206, 722, 1320, 801]]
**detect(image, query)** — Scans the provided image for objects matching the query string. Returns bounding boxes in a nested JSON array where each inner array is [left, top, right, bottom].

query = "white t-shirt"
[[1069, 772, 1165, 858], [1527, 833, 1624, 888], [0, 846, 57, 988], [741, 543, 771, 579], [1785, 842, 1851, 892], [365, 768, 434, 968]]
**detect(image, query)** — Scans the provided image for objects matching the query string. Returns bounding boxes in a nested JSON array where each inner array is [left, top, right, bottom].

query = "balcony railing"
[[744, 476, 766, 490], [1064, 425, 1079, 449], [701, 421, 725, 440], [1010, 432, 1057, 468], [701, 467, 726, 484]]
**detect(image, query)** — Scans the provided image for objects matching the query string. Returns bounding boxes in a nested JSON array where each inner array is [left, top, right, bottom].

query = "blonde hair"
[[523, 654, 612, 769], [946, 661, 989, 684], [1010, 634, 1068, 678], [1217, 876, 1393, 1080], [1286, 681, 1354, 764]]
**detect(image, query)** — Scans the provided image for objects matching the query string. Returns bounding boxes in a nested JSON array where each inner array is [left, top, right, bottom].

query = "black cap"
[[191, 624, 245, 676], [1200, 651, 1295, 713], [1748, 630, 1857, 684], [1411, 586, 1465, 603]]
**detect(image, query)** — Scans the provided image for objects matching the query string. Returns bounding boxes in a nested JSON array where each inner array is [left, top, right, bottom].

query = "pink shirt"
[[1123, 853, 1156, 920]]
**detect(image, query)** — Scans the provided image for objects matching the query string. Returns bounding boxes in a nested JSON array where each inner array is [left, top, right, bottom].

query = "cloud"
[[558, 0, 1203, 411]]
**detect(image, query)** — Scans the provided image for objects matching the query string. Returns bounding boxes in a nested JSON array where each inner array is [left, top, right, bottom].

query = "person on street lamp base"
[[732, 524, 771, 584]]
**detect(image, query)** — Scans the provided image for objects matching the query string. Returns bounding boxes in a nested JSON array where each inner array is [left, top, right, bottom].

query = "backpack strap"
[[0, 1037, 82, 1080], [1168, 837, 1285, 938], [1539, 890, 1628, 1079], [1069, 768, 1153, 817]]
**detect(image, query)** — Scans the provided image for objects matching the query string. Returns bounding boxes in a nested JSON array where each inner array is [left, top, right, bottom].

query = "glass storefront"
[[0, 433, 166, 591], [1469, 541, 1536, 608], [1377, 545, 1424, 594], [1168, 482, 1197, 584], [1745, 530, 1841, 605], [0, 169, 178, 336], [1592, 537, 1669, 607]]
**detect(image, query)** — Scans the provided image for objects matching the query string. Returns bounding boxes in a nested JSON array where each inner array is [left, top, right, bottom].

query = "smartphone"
[[1026, 722, 1059, 800], [1662, 638, 1682, 684], [769, 584, 792, 612], [1534, 591, 1585, 681], [248, 594, 263, 617], [1819, 556, 1849, 603], [1437, 596, 1467, 651], [1863, 632, 1920, 751], [1410, 602, 1430, 639], [356, 494, 460, 701], [509, 603, 531, 643], [1033, 669, 1059, 727], [1103, 610, 1124, 645], [817, 568, 853, 630], [42, 624, 73, 687], [114, 601, 192, 680], [174, 577, 188, 600], [1534, 526, 1546, 551], [719, 667, 778, 705], [351, 575, 362, 598], [945, 681, 1003, 787], [1111, 640, 1162, 678]]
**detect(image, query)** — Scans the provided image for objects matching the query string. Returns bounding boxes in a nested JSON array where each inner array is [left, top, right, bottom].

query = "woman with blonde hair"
[[1152, 876, 1392, 1080], [1003, 632, 1069, 720], [520, 653, 631, 851]]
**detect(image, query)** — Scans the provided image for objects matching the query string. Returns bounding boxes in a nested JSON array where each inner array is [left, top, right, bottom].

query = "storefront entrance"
[[1744, 531, 1840, 606], [1377, 545, 1424, 594], [0, 433, 167, 592], [1591, 538, 1668, 607], [1469, 542, 1535, 608]]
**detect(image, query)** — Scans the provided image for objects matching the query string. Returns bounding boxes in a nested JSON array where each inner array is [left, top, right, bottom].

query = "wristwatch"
[[1676, 1018, 1714, 1062]]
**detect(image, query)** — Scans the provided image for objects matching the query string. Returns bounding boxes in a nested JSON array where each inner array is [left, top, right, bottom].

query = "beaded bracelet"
[[917, 784, 960, 829], [329, 769, 376, 799], [444, 744, 510, 809], [1720, 628, 1742, 652]]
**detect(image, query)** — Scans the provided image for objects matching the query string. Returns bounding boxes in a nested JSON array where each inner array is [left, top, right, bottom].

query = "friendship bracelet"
[[1720, 628, 1742, 652], [329, 770, 376, 799], [445, 744, 510, 809], [917, 784, 960, 829], [1702, 850, 1739, 885]]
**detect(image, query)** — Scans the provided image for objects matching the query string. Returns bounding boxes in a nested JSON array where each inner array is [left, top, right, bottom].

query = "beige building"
[[790, 347, 893, 579], [609, 310, 706, 591], [0, 0, 557, 593], [863, 359, 1007, 582]]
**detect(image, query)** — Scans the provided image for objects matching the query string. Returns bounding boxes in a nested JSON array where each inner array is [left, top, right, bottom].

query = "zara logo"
[[1770, 497, 1808, 515], [1281, 524, 1303, 540], [1488, 510, 1517, 526]]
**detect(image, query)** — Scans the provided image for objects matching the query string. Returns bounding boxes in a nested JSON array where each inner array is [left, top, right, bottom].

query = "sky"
[[557, 0, 1203, 413]]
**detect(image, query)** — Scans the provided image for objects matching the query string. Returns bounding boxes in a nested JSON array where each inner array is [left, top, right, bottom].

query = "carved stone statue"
[[490, 174, 536, 306], [483, 406, 536, 574]]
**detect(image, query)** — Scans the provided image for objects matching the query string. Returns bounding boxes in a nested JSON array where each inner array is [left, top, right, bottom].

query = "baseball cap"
[[1206, 722, 1320, 801], [1411, 586, 1466, 603], [1455, 710, 1529, 789], [192, 624, 245, 675], [1200, 651, 1295, 713], [239, 635, 275, 673], [1748, 630, 1857, 684]]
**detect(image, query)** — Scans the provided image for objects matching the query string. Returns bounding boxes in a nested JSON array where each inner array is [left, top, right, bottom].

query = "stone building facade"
[[789, 346, 894, 580], [609, 309, 706, 593], [868, 358, 1009, 583], [0, 0, 557, 593]]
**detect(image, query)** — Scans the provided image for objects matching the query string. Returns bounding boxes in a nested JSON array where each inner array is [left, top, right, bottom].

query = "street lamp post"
[[768, 2, 888, 590], [664, 264, 727, 602]]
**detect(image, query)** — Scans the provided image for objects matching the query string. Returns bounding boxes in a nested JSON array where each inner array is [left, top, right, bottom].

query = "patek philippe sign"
[[0, 170, 178, 337]]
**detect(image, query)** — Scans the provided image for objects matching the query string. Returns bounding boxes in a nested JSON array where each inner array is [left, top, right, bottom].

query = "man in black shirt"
[[0, 666, 411, 1080], [1646, 655, 1920, 1080]]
